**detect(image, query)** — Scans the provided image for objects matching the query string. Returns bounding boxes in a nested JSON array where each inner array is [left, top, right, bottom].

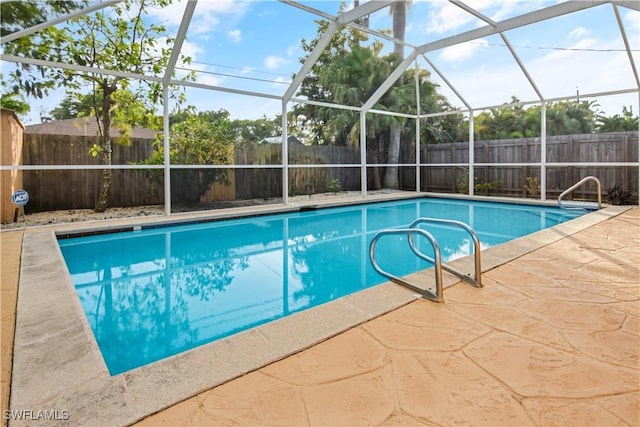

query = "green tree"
[[410, 67, 464, 144], [318, 44, 396, 144], [141, 111, 235, 206], [317, 43, 415, 187], [231, 116, 281, 145], [3, 0, 191, 212], [293, 2, 367, 145], [464, 97, 600, 140], [0, 78, 30, 114], [545, 100, 597, 136], [596, 106, 639, 132], [1, 1, 85, 99], [49, 93, 94, 120]]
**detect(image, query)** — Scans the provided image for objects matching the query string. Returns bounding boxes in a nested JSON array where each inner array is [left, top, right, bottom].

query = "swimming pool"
[[58, 197, 584, 375]]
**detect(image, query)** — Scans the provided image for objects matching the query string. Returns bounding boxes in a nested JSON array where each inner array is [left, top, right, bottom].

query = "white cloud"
[[227, 29, 242, 43], [264, 55, 289, 70], [623, 10, 640, 33], [146, 1, 189, 27], [148, 0, 250, 36], [438, 39, 488, 62], [286, 44, 300, 57], [434, 32, 637, 116], [194, 73, 224, 87], [272, 76, 290, 87], [241, 67, 253, 75], [427, 0, 474, 34], [178, 40, 203, 63], [425, 0, 554, 34], [568, 27, 589, 39]]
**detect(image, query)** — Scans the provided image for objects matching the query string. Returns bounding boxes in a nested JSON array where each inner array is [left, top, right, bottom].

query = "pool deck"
[[1, 196, 638, 427]]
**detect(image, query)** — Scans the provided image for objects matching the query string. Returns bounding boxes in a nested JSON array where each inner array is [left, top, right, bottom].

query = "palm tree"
[[384, 0, 412, 189], [319, 44, 396, 145]]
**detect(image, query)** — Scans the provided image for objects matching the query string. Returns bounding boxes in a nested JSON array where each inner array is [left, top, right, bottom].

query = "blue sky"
[[13, 0, 640, 124]]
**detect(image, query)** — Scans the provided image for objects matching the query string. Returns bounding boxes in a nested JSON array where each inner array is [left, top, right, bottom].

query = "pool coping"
[[8, 196, 631, 427]]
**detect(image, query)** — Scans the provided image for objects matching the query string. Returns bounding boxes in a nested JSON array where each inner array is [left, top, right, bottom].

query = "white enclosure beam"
[[290, 97, 362, 112], [613, 4, 640, 89], [280, 0, 405, 48], [421, 54, 472, 111], [417, 1, 608, 55], [415, 59, 421, 193], [337, 0, 395, 25], [278, 0, 334, 20], [282, 100, 289, 204], [363, 2, 603, 118], [176, 79, 282, 100], [500, 34, 545, 101], [468, 112, 474, 196], [0, 0, 123, 44], [163, 0, 197, 85], [541, 103, 547, 201], [611, 0, 640, 12], [362, 51, 419, 112], [450, 1, 545, 101], [284, 20, 339, 102], [1, 54, 162, 83], [360, 113, 367, 196], [163, 84, 171, 216]]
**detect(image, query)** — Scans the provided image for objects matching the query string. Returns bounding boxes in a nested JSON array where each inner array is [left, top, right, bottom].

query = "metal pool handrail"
[[558, 176, 602, 210], [369, 228, 444, 303], [408, 218, 483, 288]]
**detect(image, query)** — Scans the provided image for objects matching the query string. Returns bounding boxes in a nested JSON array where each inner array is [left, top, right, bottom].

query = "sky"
[[7, 0, 640, 125]]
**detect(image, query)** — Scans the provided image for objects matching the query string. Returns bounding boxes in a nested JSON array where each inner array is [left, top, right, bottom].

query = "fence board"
[[19, 131, 639, 212], [422, 132, 638, 200]]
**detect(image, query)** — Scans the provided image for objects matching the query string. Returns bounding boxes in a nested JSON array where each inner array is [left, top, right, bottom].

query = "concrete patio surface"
[[135, 207, 639, 427]]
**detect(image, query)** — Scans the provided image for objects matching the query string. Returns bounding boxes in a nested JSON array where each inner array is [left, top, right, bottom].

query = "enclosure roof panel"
[[1, 0, 638, 123]]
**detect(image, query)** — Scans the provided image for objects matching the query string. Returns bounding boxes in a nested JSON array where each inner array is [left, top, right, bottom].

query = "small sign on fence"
[[12, 189, 29, 206], [11, 189, 29, 222]]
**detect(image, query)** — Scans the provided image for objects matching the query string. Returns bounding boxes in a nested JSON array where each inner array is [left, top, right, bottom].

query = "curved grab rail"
[[369, 228, 444, 302], [409, 218, 483, 288], [558, 176, 601, 210]]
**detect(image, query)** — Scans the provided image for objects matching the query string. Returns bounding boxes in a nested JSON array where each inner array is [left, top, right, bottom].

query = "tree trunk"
[[371, 137, 381, 190], [384, 122, 401, 189], [95, 161, 112, 212], [95, 84, 114, 212], [384, 1, 407, 190]]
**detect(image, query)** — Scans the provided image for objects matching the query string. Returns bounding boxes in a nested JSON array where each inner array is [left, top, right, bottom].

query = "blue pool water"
[[58, 198, 584, 375]]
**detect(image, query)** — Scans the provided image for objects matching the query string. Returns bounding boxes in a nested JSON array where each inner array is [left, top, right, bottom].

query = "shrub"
[[607, 185, 633, 205], [523, 177, 540, 198], [327, 178, 342, 194]]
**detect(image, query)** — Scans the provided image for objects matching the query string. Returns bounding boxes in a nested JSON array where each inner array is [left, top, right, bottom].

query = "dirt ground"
[[0, 199, 287, 229], [0, 205, 167, 230], [0, 190, 407, 230]]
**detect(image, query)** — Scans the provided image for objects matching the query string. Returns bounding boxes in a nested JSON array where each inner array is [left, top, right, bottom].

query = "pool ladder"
[[558, 176, 602, 211], [369, 218, 483, 303]]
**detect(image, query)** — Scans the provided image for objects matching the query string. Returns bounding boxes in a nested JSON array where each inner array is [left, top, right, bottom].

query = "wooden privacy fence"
[[18, 131, 639, 212], [0, 109, 24, 223], [20, 136, 363, 212], [417, 132, 639, 199], [22, 134, 162, 212], [233, 143, 361, 200]]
